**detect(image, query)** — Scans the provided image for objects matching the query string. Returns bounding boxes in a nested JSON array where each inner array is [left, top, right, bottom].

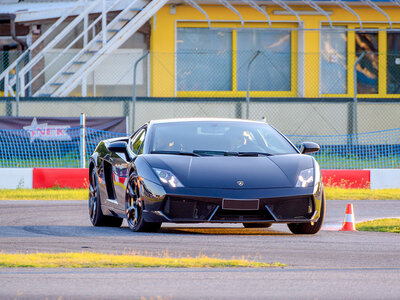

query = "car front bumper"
[[140, 179, 324, 224]]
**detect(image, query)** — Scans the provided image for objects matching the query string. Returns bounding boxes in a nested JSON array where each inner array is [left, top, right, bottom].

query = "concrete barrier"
[[32, 168, 88, 189], [0, 168, 33, 189], [370, 169, 400, 190]]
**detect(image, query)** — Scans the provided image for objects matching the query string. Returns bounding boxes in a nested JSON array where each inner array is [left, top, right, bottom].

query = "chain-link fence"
[[0, 97, 400, 170], [0, 50, 22, 95], [0, 124, 399, 169], [0, 127, 126, 168], [1, 48, 400, 169], [1, 97, 399, 136], [1, 48, 397, 139], [3, 49, 400, 98], [0, 50, 150, 98]]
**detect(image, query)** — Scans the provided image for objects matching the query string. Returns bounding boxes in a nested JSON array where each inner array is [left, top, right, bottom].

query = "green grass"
[[325, 187, 400, 200], [0, 252, 285, 268], [357, 218, 400, 233], [0, 188, 87, 200], [313, 153, 400, 169], [0, 154, 81, 168]]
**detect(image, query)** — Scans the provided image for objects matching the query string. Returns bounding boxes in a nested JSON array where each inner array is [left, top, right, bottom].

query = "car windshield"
[[148, 121, 297, 156]]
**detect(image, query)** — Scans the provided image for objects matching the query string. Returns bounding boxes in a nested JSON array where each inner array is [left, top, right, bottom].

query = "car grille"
[[163, 196, 218, 220], [263, 196, 314, 220]]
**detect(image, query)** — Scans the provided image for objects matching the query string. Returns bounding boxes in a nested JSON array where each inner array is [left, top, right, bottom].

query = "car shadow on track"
[[0, 225, 135, 238], [157, 227, 292, 236], [0, 225, 291, 237]]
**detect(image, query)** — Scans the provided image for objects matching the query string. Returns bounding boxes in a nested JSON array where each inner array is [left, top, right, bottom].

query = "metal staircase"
[[1, 0, 169, 97]]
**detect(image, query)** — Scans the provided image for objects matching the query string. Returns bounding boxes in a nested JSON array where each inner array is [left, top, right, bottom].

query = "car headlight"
[[296, 168, 314, 188], [153, 168, 183, 188]]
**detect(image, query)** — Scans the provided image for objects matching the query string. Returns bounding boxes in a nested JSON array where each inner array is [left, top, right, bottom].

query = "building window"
[[236, 29, 291, 91], [387, 32, 400, 94], [355, 32, 379, 94], [176, 28, 232, 91], [320, 28, 347, 94]]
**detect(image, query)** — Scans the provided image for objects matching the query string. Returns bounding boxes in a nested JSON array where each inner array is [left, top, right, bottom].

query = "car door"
[[115, 127, 147, 208], [101, 141, 129, 212]]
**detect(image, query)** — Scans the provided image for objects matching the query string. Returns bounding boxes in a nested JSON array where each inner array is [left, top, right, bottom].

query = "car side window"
[[131, 129, 146, 155]]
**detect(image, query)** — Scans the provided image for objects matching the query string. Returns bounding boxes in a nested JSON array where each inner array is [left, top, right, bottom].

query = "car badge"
[[237, 180, 244, 186]]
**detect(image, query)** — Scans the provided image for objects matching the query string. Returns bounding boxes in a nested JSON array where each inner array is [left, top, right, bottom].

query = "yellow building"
[[150, 0, 400, 99]]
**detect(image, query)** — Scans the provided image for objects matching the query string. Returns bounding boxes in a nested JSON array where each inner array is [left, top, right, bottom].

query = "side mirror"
[[107, 141, 128, 153], [300, 142, 320, 154]]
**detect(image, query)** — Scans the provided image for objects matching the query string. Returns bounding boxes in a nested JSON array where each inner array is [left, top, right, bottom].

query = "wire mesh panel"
[[0, 127, 81, 168], [1, 97, 399, 136], [1, 46, 400, 169], [0, 50, 22, 95], [0, 127, 126, 168], [85, 127, 127, 162], [0, 125, 398, 169], [289, 128, 400, 169]]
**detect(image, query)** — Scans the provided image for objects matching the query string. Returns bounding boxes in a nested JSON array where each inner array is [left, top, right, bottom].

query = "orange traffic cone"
[[339, 203, 357, 231]]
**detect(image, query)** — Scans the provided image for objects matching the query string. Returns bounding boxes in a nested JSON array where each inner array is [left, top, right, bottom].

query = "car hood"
[[142, 154, 314, 189]]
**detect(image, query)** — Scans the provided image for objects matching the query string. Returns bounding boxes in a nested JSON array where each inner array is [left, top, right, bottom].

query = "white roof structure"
[[1, 0, 135, 22], [1, 0, 397, 24]]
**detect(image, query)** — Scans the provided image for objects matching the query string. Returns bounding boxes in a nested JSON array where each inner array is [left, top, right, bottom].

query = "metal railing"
[[1, 0, 91, 96]]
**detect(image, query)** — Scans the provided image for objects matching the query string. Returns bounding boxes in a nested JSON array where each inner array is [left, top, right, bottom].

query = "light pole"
[[352, 51, 366, 143], [246, 50, 261, 119], [132, 50, 150, 132]]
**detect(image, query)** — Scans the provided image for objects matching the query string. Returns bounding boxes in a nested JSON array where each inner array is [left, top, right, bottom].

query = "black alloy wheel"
[[88, 170, 98, 224], [89, 169, 123, 227], [287, 188, 326, 234], [126, 174, 161, 232], [243, 222, 272, 228]]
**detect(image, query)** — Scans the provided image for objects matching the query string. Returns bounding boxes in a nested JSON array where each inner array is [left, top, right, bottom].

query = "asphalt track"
[[0, 199, 399, 299]]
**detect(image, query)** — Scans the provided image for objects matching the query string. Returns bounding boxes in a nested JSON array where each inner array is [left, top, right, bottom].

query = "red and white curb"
[[0, 168, 399, 189], [0, 168, 87, 189]]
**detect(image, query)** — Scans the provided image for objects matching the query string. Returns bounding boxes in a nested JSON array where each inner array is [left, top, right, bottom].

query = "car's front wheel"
[[126, 174, 161, 232], [89, 169, 123, 227], [287, 189, 326, 235]]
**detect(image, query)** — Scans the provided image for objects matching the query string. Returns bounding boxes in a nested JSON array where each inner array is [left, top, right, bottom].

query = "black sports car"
[[89, 118, 325, 234]]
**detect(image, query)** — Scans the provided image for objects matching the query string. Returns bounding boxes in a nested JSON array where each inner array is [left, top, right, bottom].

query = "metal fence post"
[[80, 113, 86, 168], [351, 51, 366, 144], [15, 61, 19, 117], [102, 0, 106, 47], [235, 101, 242, 119], [132, 50, 150, 132], [246, 50, 260, 119], [14, 52, 29, 116]]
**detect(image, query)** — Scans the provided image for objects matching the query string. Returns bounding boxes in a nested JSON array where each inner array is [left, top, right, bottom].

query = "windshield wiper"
[[151, 150, 201, 157], [237, 152, 273, 157], [192, 150, 273, 157], [193, 150, 238, 156], [152, 150, 273, 157]]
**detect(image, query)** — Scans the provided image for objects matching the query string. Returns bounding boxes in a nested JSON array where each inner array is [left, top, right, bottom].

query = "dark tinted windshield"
[[148, 121, 297, 155]]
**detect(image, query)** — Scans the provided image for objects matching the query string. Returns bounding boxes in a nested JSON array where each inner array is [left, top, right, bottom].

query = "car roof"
[[148, 118, 268, 125]]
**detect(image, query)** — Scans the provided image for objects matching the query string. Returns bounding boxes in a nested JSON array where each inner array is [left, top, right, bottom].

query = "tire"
[[243, 223, 272, 228], [126, 174, 161, 232], [287, 188, 326, 235], [89, 169, 123, 227]]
